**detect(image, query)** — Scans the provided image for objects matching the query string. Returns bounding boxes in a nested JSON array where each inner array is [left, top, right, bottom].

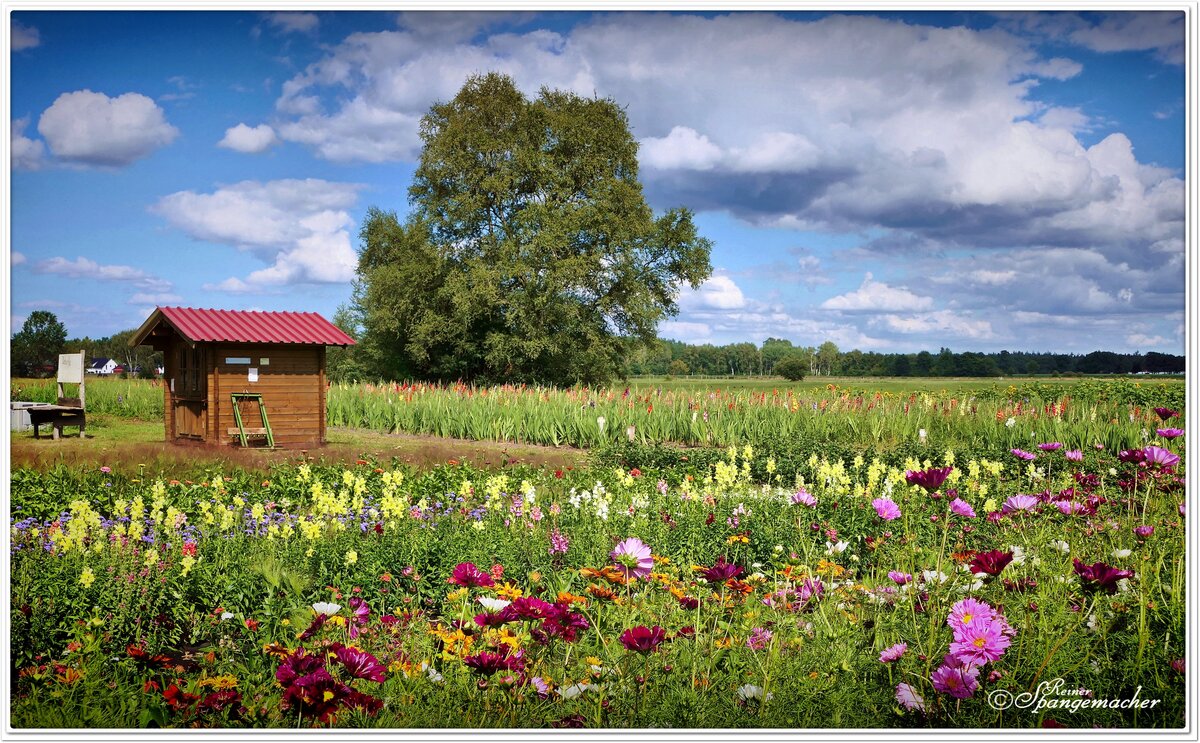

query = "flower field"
[[9, 406, 1188, 729]]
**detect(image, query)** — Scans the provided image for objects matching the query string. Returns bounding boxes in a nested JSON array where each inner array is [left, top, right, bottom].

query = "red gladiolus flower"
[[969, 550, 1014, 577], [619, 625, 668, 653]]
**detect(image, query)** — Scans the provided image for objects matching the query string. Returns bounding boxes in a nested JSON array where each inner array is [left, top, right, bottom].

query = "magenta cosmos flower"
[[879, 643, 907, 663], [1001, 494, 1039, 514], [931, 663, 980, 699], [1154, 407, 1179, 420], [949, 499, 976, 518], [1134, 525, 1154, 539], [1156, 428, 1185, 440], [947, 597, 996, 635], [905, 466, 953, 493], [872, 498, 902, 521], [888, 571, 912, 585], [619, 625, 668, 653], [1064, 449, 1084, 462], [1038, 442, 1063, 452], [610, 537, 654, 580], [1143, 445, 1181, 468], [463, 649, 524, 676], [949, 622, 1012, 665], [1010, 448, 1036, 461], [449, 562, 494, 588], [332, 644, 387, 683]]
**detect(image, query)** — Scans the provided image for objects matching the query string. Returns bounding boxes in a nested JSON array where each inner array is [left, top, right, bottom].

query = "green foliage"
[[354, 72, 713, 386], [11, 310, 68, 377], [773, 355, 807, 381]]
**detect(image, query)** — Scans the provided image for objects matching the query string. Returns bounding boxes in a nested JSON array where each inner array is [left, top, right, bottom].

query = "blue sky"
[[8, 9, 1187, 354]]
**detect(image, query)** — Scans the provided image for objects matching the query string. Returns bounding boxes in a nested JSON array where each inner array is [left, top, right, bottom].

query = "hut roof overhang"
[[130, 307, 357, 348]]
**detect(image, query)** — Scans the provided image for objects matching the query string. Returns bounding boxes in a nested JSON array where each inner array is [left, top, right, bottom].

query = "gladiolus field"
[[7, 377, 1189, 728]]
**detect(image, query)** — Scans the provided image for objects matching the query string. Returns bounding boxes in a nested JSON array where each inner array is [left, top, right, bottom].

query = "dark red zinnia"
[[449, 562, 495, 588], [696, 557, 744, 583]]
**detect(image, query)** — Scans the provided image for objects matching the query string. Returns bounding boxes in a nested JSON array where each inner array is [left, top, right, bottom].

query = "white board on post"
[[57, 351, 85, 384]]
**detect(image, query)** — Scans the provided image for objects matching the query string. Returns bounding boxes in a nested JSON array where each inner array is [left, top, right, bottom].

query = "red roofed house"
[[130, 307, 355, 448]]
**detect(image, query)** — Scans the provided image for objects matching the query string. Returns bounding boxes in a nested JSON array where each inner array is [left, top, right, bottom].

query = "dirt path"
[[9, 419, 588, 474]]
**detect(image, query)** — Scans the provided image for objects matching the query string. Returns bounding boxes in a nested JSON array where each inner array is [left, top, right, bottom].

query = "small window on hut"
[[177, 346, 206, 399]]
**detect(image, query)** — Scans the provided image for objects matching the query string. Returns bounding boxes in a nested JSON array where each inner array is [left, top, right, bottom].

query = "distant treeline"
[[625, 338, 1185, 378]]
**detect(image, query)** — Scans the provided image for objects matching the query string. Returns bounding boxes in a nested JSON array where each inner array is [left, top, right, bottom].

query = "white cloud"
[[871, 310, 995, 340], [639, 126, 723, 171], [33, 256, 173, 292], [37, 90, 178, 167], [1126, 333, 1171, 348], [11, 19, 39, 51], [820, 273, 933, 312], [263, 12, 319, 35], [678, 274, 746, 310], [968, 270, 1017, 286], [11, 117, 45, 170], [659, 320, 712, 343], [12, 251, 27, 266], [127, 292, 183, 305], [153, 179, 362, 289], [218, 123, 279, 153]]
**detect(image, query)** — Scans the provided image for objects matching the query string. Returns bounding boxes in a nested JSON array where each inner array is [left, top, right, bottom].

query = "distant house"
[[87, 358, 118, 375]]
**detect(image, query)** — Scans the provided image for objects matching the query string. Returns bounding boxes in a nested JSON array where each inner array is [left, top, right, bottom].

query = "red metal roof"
[[143, 307, 356, 346]]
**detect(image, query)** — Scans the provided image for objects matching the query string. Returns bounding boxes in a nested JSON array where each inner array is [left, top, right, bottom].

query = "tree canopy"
[[11, 310, 67, 377], [353, 72, 713, 386]]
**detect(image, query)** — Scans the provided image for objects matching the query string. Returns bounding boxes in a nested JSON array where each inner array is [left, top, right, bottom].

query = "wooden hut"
[[130, 307, 355, 448]]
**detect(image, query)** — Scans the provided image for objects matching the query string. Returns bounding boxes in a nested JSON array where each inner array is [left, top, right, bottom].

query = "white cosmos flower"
[[421, 661, 443, 684], [220, 612, 235, 620], [1050, 540, 1070, 554], [1112, 549, 1132, 559], [477, 597, 512, 612], [312, 602, 342, 616], [557, 683, 596, 699], [737, 684, 772, 702]]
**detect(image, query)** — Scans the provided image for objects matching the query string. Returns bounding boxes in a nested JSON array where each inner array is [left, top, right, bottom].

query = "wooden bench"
[[227, 427, 269, 438]]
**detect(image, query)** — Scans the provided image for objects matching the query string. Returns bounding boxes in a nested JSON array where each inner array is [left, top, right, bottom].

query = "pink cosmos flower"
[[947, 597, 996, 634], [333, 644, 387, 683], [791, 489, 817, 506], [1156, 428, 1184, 440], [949, 499, 976, 518], [1038, 442, 1063, 452], [895, 683, 926, 711], [746, 627, 773, 651], [888, 571, 912, 585], [1056, 501, 1085, 515], [1010, 448, 1037, 461], [611, 537, 654, 580], [872, 498, 902, 521], [949, 621, 1012, 665], [931, 663, 980, 699], [879, 643, 907, 663], [1001, 494, 1039, 514], [1143, 446, 1181, 468], [1064, 450, 1084, 462], [1134, 525, 1154, 539]]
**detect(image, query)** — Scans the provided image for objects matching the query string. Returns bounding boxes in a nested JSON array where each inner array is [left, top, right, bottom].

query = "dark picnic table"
[[23, 404, 87, 439]]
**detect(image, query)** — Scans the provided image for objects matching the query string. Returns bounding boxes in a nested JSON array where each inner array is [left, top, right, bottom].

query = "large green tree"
[[355, 73, 713, 386], [11, 310, 67, 377]]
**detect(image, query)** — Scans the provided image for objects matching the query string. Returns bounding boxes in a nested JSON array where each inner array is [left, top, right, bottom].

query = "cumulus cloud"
[[33, 256, 173, 292], [37, 90, 178, 167], [11, 117, 45, 170], [152, 179, 362, 289], [11, 19, 39, 50], [266, 13, 1181, 262], [12, 251, 27, 266], [678, 274, 746, 310], [870, 310, 995, 340], [820, 273, 933, 312], [263, 12, 319, 35], [218, 123, 279, 153]]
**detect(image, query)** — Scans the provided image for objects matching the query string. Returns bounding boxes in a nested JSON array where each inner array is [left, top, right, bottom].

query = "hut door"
[[174, 346, 207, 440]]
